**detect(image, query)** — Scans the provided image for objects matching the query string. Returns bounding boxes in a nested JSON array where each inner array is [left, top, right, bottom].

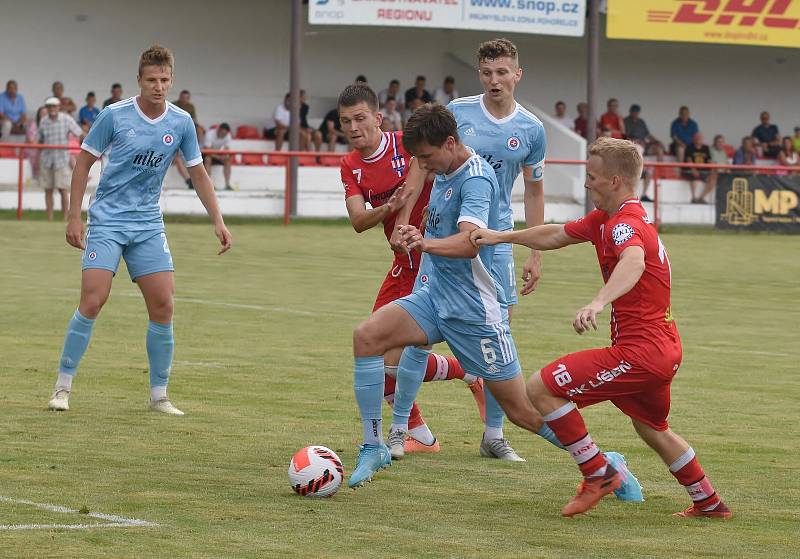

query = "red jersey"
[[564, 199, 680, 354], [341, 131, 432, 269]]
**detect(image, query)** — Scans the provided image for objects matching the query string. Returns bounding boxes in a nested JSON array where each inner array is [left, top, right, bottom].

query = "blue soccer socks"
[[391, 346, 430, 428], [354, 356, 386, 445], [58, 310, 96, 378], [147, 321, 174, 398]]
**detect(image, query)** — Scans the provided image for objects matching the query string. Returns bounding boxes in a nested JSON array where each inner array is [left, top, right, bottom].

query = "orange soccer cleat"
[[468, 377, 487, 423], [673, 501, 732, 519], [561, 465, 622, 517], [403, 437, 441, 454]]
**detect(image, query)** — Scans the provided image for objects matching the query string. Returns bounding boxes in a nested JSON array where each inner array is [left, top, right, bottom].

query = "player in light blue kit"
[[348, 104, 550, 487], [47, 46, 232, 415]]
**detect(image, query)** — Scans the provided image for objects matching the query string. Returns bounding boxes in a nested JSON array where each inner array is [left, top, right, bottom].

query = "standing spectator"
[[25, 106, 48, 184], [733, 136, 757, 166], [38, 97, 83, 221], [52, 81, 77, 116], [78, 92, 100, 132], [267, 93, 290, 151], [624, 104, 664, 202], [670, 106, 699, 164], [378, 79, 403, 111], [203, 123, 234, 190], [574, 102, 589, 138], [683, 132, 717, 204], [599, 98, 625, 139], [793, 126, 800, 153], [777, 136, 799, 170], [404, 75, 432, 108], [433, 76, 459, 105], [299, 90, 323, 152], [553, 100, 572, 130], [751, 111, 780, 158], [319, 107, 347, 151], [379, 97, 402, 132], [174, 90, 197, 122], [173, 90, 204, 185], [0, 79, 27, 140], [709, 134, 730, 167], [103, 83, 123, 108]]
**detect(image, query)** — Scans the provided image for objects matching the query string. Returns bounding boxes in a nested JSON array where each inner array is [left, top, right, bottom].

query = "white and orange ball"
[[288, 446, 345, 497]]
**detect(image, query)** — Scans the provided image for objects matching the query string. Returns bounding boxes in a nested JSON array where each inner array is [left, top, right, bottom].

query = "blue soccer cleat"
[[348, 443, 391, 488], [605, 451, 644, 502]]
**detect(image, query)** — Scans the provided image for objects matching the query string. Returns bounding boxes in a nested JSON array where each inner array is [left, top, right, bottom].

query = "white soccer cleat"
[[388, 428, 407, 460], [48, 389, 70, 411], [148, 398, 185, 416], [479, 435, 526, 462]]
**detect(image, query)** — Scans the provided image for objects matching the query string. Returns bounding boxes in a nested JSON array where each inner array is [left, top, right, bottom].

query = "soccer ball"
[[288, 446, 344, 497]]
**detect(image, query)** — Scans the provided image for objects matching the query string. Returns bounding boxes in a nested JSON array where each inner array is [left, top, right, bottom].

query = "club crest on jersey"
[[506, 136, 520, 151], [611, 223, 635, 245], [444, 188, 453, 201], [162, 133, 174, 146], [391, 153, 406, 177]]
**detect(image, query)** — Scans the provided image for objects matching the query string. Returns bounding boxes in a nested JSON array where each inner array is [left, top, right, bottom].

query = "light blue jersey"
[[81, 97, 202, 231], [447, 94, 546, 232], [423, 151, 507, 325]]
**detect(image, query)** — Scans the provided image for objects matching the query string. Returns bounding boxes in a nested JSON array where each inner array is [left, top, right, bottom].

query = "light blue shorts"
[[83, 228, 174, 281], [394, 286, 521, 382], [491, 244, 517, 306]]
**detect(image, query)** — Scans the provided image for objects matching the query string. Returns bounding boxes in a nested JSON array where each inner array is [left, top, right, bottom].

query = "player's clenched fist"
[[65, 218, 85, 250], [469, 228, 503, 247], [397, 224, 425, 252]]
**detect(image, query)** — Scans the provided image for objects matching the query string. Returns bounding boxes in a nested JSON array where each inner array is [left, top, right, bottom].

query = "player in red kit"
[[339, 84, 485, 455], [472, 137, 731, 518]]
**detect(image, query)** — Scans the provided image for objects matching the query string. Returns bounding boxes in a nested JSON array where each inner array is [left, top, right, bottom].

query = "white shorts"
[[40, 166, 70, 190]]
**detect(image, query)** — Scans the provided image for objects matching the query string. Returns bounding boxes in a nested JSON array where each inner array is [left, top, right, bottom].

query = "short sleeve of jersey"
[[524, 122, 547, 178], [180, 117, 203, 167], [606, 216, 646, 258], [458, 176, 492, 229], [81, 108, 114, 157], [340, 159, 363, 200], [564, 210, 605, 242]]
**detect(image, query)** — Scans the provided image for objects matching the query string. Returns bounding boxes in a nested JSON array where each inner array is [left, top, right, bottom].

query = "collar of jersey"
[[618, 198, 641, 211], [442, 147, 478, 181], [133, 96, 169, 125], [362, 132, 389, 162], [479, 94, 519, 125]]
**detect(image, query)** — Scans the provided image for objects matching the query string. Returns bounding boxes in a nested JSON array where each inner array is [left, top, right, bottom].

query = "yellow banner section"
[[608, 0, 800, 48]]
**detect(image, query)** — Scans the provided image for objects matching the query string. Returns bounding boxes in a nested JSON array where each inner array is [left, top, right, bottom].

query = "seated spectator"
[[266, 93, 291, 151], [433, 76, 459, 105], [709, 134, 730, 167], [379, 97, 402, 132], [78, 91, 100, 132], [600, 98, 625, 139], [751, 111, 781, 158], [378, 80, 403, 111], [683, 133, 717, 204], [793, 126, 800, 153], [624, 104, 664, 202], [404, 97, 425, 125], [52, 81, 77, 116], [103, 83, 123, 108], [733, 136, 757, 166], [299, 90, 322, 152], [0, 80, 27, 139], [777, 136, 799, 170], [574, 102, 589, 138], [669, 105, 698, 164], [203, 123, 233, 191], [405, 75, 432, 108], [553, 100, 572, 130], [319, 107, 347, 152]]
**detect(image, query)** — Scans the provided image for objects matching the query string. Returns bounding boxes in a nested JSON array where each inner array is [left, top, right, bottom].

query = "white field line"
[[0, 495, 159, 530]]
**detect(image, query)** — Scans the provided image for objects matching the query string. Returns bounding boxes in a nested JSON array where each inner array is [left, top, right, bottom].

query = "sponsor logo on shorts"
[[564, 360, 633, 397], [506, 136, 520, 151], [87, 251, 97, 261], [611, 223, 635, 245], [162, 133, 174, 146]]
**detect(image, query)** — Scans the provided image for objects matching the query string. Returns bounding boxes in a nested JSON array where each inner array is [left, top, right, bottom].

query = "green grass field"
[[1, 218, 798, 558]]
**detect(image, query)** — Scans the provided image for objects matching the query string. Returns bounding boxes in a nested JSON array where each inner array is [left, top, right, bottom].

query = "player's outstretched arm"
[[471, 224, 581, 251], [188, 163, 232, 255], [573, 245, 645, 334], [346, 184, 410, 234], [65, 150, 97, 250], [397, 221, 480, 259]]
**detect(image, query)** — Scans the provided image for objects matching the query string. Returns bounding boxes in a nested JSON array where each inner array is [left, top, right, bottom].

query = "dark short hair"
[[713, 134, 724, 143], [477, 38, 518, 66], [111, 83, 122, 89], [338, 84, 379, 112], [87, 91, 95, 98], [6, 80, 17, 88], [402, 103, 458, 154], [679, 105, 689, 112], [390, 79, 399, 86], [555, 100, 566, 107], [180, 89, 190, 96], [630, 103, 641, 112], [608, 98, 618, 105], [219, 122, 230, 132], [415, 75, 426, 82], [386, 96, 396, 102], [444, 76, 455, 84], [355, 75, 367, 83]]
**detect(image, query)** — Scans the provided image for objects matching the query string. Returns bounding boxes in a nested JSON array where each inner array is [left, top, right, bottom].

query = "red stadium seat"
[[241, 153, 266, 166], [297, 155, 318, 166], [319, 154, 342, 167], [236, 125, 261, 140], [269, 154, 289, 166]]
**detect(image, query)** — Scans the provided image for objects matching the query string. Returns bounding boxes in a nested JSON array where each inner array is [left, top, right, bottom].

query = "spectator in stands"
[[553, 101, 572, 130], [203, 122, 234, 191], [670, 106, 698, 164], [433, 76, 459, 105], [52, 81, 77, 116], [709, 134, 730, 167], [0, 80, 27, 140], [600, 98, 625, 139], [683, 132, 717, 204], [355, 75, 368, 85], [574, 102, 589, 138], [733, 136, 757, 166], [405, 75, 432, 108], [319, 107, 347, 151], [793, 126, 800, 153], [78, 92, 100, 133], [38, 97, 83, 221], [378, 79, 403, 111], [299, 89, 322, 152], [174, 90, 197, 122], [103, 83, 123, 108], [777, 136, 799, 171], [25, 106, 48, 184], [625, 104, 664, 202], [404, 97, 424, 125], [379, 97, 402, 132], [751, 111, 780, 158], [268, 93, 291, 151]]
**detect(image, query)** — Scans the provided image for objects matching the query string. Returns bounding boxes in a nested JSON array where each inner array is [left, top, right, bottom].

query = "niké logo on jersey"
[[426, 206, 441, 231], [481, 154, 503, 171], [132, 150, 166, 168]]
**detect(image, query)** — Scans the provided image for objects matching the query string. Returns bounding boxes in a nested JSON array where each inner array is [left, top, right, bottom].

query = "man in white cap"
[[38, 97, 83, 220]]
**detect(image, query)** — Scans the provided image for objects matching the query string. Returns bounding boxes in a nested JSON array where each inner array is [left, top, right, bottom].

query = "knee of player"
[[80, 295, 108, 317], [352, 321, 383, 355]]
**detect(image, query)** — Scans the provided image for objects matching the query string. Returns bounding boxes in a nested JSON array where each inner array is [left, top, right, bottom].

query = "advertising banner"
[[716, 173, 800, 232], [309, 0, 586, 37], [608, 0, 800, 49]]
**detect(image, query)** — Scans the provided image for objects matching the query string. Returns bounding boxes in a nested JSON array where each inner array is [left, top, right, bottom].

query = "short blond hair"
[[588, 137, 643, 187], [477, 38, 519, 68], [138, 45, 174, 76]]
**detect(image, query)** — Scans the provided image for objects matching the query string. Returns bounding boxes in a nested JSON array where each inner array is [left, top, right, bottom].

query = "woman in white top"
[[778, 136, 799, 171]]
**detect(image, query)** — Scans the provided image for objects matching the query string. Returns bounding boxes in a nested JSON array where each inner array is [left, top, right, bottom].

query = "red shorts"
[[373, 263, 417, 312], [540, 343, 682, 431]]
